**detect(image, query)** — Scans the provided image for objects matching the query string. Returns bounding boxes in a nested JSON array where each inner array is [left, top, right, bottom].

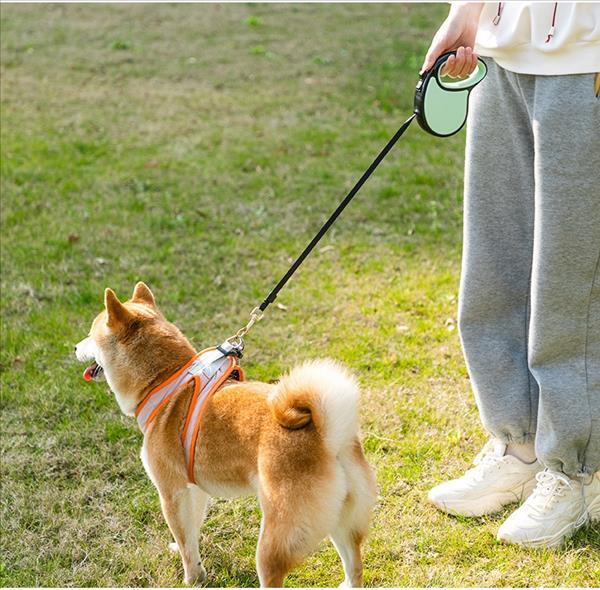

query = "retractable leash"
[[222, 52, 487, 357], [106, 53, 487, 485]]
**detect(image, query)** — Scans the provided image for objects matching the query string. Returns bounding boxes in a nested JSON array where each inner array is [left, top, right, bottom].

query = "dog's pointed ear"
[[105, 288, 132, 327], [131, 281, 156, 307]]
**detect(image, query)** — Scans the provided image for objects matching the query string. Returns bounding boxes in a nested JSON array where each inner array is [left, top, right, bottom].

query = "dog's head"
[[75, 282, 194, 416]]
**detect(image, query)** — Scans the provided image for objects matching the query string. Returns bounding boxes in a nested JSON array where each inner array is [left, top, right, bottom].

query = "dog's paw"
[[185, 563, 207, 586], [168, 542, 179, 554]]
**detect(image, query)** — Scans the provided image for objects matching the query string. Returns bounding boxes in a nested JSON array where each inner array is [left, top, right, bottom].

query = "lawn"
[[1, 3, 598, 587]]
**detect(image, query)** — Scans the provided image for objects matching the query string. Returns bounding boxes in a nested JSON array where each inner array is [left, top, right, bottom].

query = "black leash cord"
[[258, 113, 416, 313]]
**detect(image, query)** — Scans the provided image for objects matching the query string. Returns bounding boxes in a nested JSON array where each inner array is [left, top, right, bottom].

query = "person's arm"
[[421, 2, 484, 77]]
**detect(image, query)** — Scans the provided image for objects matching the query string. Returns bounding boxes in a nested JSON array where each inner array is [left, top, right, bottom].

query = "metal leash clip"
[[224, 306, 264, 355]]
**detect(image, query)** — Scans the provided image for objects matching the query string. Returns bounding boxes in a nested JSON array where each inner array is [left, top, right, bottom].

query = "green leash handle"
[[414, 51, 488, 137]]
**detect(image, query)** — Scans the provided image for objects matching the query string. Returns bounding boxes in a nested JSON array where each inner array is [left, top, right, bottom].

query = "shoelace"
[[530, 470, 573, 512], [530, 470, 591, 528], [473, 439, 499, 464], [469, 442, 508, 481]]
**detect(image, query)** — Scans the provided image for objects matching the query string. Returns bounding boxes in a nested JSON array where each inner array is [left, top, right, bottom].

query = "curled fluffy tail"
[[268, 359, 360, 455]]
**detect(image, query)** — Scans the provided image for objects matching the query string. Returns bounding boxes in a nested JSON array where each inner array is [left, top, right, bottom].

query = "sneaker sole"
[[429, 478, 537, 518], [497, 516, 588, 550]]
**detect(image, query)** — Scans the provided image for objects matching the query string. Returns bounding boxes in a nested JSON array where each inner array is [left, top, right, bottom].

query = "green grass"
[[1, 3, 598, 587]]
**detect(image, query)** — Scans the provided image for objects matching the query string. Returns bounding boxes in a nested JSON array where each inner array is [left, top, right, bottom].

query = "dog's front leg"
[[159, 484, 209, 585]]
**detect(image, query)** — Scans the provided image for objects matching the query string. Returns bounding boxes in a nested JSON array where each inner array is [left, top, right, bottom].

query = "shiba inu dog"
[[75, 282, 377, 587]]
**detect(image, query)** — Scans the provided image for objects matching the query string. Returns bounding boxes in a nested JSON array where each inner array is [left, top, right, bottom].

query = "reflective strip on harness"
[[135, 346, 244, 483]]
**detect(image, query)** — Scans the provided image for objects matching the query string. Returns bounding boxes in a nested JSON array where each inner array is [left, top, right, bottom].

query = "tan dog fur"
[[75, 283, 377, 587]]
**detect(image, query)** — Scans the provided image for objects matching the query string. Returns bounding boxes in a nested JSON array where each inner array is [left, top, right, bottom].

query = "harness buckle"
[[217, 338, 245, 358]]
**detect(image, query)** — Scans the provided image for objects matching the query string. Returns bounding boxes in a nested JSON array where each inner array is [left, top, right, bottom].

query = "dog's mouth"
[[83, 361, 104, 382]]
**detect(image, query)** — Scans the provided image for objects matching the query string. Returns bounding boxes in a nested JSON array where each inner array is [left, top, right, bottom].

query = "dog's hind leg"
[[330, 440, 377, 588], [159, 484, 210, 585], [330, 526, 365, 588], [256, 503, 327, 588], [255, 458, 349, 587], [255, 514, 293, 589]]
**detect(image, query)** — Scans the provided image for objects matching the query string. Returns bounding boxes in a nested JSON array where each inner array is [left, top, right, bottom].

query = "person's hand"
[[421, 3, 484, 78]]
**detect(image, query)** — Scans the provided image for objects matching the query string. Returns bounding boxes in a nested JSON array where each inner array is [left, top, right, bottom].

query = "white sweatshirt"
[[474, 1, 600, 75]]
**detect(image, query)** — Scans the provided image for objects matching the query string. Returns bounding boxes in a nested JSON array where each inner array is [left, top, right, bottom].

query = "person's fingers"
[[440, 53, 456, 77], [457, 47, 473, 78], [447, 47, 467, 77], [423, 44, 478, 78], [452, 46, 467, 78], [443, 47, 479, 79], [447, 55, 464, 77], [465, 49, 478, 76]]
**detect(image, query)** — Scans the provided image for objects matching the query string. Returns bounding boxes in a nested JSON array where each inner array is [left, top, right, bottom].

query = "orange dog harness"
[[135, 344, 244, 482]]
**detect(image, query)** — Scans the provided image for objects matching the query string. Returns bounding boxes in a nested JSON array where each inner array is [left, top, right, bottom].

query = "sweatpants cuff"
[[541, 461, 599, 480], [488, 432, 536, 446]]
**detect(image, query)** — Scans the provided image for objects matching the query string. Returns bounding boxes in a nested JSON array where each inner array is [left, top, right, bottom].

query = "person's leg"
[[428, 61, 541, 517], [458, 60, 538, 446], [497, 72, 600, 548], [528, 72, 600, 478]]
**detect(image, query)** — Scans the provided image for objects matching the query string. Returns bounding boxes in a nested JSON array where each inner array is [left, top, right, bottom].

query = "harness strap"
[[181, 356, 244, 482], [135, 352, 206, 431], [135, 345, 244, 483]]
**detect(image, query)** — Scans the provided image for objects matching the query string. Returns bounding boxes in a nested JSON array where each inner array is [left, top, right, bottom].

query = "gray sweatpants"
[[459, 59, 600, 478]]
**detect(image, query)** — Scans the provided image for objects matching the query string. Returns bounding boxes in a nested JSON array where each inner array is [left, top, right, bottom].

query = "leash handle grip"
[[414, 51, 487, 138]]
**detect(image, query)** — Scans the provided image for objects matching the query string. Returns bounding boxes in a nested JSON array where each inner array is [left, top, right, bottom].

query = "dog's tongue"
[[83, 363, 97, 382]]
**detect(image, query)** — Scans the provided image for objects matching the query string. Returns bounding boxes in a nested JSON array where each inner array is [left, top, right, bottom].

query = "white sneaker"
[[586, 471, 600, 523], [497, 469, 600, 548], [428, 439, 540, 517]]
